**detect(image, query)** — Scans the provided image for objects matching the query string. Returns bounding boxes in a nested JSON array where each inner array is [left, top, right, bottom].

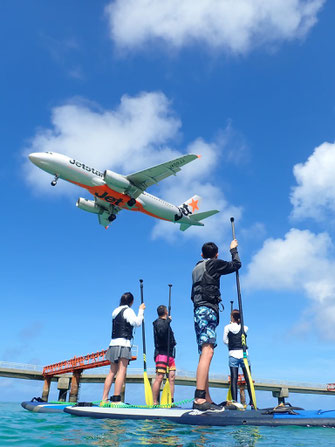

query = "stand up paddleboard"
[[21, 400, 76, 413], [64, 405, 335, 427]]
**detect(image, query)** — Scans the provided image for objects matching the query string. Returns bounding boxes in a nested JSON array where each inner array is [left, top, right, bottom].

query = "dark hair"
[[202, 242, 218, 259], [157, 305, 167, 317], [120, 292, 134, 306], [231, 309, 241, 324]]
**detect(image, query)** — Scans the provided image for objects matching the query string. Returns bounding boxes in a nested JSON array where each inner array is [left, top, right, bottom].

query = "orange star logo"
[[189, 198, 199, 213]]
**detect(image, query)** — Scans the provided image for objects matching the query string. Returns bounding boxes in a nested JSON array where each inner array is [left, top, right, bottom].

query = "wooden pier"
[[1, 361, 334, 401]]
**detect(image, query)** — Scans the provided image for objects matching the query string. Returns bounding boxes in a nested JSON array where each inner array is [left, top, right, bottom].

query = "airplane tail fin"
[[179, 208, 220, 232], [178, 195, 202, 214], [180, 223, 192, 231], [178, 194, 219, 231], [189, 209, 219, 222]]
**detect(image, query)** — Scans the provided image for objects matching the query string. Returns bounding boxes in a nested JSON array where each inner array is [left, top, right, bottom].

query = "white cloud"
[[290, 142, 335, 222], [152, 138, 242, 242], [24, 92, 181, 193], [24, 91, 242, 242], [105, 0, 324, 54], [244, 228, 335, 339]]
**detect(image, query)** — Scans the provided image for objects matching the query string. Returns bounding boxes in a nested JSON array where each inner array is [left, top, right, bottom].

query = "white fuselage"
[[28, 152, 198, 225]]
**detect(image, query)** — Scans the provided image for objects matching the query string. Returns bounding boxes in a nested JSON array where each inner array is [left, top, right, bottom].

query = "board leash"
[[96, 398, 194, 409]]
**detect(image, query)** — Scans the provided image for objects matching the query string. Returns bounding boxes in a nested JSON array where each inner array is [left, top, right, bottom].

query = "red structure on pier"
[[43, 349, 137, 376], [41, 348, 137, 402]]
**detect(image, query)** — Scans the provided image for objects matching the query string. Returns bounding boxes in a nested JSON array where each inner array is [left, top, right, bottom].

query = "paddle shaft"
[[230, 217, 246, 353], [139, 280, 148, 372], [230, 217, 257, 408], [166, 284, 172, 377]]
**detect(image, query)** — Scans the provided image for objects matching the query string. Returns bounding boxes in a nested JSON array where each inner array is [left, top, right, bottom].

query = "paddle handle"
[[168, 284, 172, 316], [230, 216, 236, 240]]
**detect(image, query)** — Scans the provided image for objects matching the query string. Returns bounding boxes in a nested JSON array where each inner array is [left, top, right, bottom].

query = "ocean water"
[[1, 403, 335, 447]]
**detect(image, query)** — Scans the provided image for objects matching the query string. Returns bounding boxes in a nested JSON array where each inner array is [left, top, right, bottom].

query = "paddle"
[[226, 300, 234, 401], [160, 284, 173, 407], [230, 217, 257, 409], [139, 279, 154, 406]]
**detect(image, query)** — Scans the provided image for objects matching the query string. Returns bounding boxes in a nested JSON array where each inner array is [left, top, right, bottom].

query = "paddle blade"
[[161, 379, 172, 407], [243, 358, 257, 409], [227, 385, 232, 401], [143, 371, 154, 406]]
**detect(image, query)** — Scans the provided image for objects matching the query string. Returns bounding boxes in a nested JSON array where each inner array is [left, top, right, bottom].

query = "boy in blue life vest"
[[191, 240, 241, 411]]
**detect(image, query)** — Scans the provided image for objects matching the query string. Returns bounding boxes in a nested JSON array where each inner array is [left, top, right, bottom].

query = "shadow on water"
[[229, 427, 262, 447], [75, 418, 263, 447]]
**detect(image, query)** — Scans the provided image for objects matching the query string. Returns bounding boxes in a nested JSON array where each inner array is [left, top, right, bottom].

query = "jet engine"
[[104, 170, 131, 193], [76, 198, 104, 214]]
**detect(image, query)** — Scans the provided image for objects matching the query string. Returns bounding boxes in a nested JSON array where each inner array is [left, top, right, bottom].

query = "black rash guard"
[[191, 248, 241, 315], [204, 248, 241, 280], [153, 318, 176, 358]]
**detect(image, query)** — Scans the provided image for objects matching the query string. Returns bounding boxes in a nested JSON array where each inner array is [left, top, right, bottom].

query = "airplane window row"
[[142, 191, 174, 208]]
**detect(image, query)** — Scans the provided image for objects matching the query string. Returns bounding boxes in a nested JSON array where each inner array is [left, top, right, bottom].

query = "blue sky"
[[1, 0, 335, 408]]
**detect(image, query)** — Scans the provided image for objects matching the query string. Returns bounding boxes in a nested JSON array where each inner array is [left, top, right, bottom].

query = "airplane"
[[28, 151, 219, 230]]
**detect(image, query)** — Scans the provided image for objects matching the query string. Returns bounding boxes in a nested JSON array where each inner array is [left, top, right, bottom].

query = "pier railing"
[[0, 361, 43, 372], [0, 361, 330, 391]]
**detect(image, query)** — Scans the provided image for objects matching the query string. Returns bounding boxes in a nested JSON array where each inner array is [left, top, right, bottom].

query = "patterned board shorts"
[[194, 306, 219, 354]]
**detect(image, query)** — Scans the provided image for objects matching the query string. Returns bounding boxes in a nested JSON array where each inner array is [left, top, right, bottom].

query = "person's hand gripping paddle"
[[160, 284, 173, 407], [139, 279, 154, 406], [230, 217, 257, 409]]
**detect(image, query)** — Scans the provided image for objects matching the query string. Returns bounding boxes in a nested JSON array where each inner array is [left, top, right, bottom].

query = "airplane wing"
[[95, 196, 122, 228], [126, 154, 199, 191]]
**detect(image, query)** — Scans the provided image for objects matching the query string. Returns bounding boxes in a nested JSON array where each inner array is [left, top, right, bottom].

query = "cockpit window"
[[45, 152, 53, 154]]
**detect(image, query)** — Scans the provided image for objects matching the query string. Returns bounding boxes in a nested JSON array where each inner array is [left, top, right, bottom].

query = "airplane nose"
[[28, 153, 39, 164], [29, 152, 48, 167]]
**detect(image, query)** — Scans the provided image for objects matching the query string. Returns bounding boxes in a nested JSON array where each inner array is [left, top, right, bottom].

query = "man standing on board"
[[191, 240, 241, 411]]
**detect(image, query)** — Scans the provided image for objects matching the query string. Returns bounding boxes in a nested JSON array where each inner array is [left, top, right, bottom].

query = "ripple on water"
[[1, 403, 334, 447]]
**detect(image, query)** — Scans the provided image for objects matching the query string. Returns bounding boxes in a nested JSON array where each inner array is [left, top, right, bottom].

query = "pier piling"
[[57, 377, 70, 402], [69, 371, 82, 402], [42, 376, 51, 402], [272, 387, 289, 405]]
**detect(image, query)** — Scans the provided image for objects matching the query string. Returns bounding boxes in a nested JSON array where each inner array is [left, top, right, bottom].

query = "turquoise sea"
[[1, 403, 335, 446]]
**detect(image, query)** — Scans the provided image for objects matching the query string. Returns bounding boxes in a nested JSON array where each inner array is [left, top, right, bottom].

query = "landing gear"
[[51, 175, 59, 186], [108, 214, 117, 222], [127, 198, 136, 207]]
